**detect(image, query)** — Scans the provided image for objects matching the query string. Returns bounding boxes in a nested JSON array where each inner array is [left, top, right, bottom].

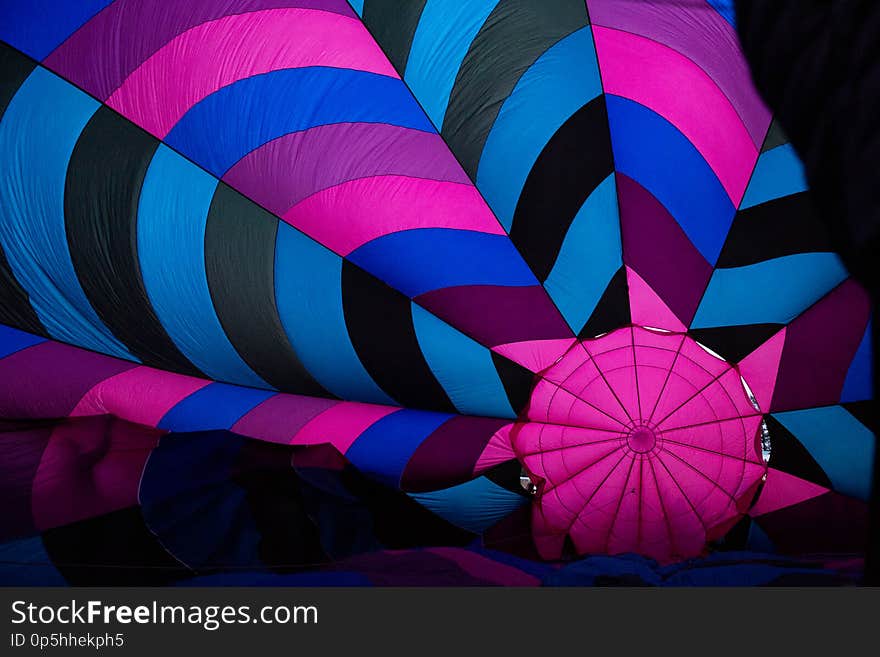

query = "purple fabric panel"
[[231, 394, 338, 443], [0, 422, 53, 540], [0, 342, 137, 418], [32, 415, 160, 531], [43, 0, 355, 99], [587, 0, 772, 147], [771, 280, 871, 411], [329, 551, 495, 586], [400, 416, 512, 492], [223, 123, 469, 215], [755, 491, 868, 554], [415, 285, 574, 347], [617, 173, 712, 326]]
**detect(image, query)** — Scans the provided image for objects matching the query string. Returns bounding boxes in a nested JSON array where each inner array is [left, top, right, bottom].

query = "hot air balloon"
[[0, 0, 873, 584]]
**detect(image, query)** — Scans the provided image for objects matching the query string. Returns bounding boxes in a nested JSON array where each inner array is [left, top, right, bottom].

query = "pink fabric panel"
[[650, 458, 714, 559], [70, 366, 211, 428], [663, 415, 762, 463], [282, 176, 504, 255], [657, 368, 755, 431], [292, 402, 399, 454], [526, 380, 627, 432], [520, 329, 766, 562], [223, 124, 468, 215], [590, 333, 642, 420], [651, 350, 731, 425], [663, 439, 764, 510], [626, 266, 686, 332], [634, 459, 675, 558], [472, 424, 515, 475], [539, 441, 624, 499], [106, 9, 397, 137], [738, 328, 786, 412], [564, 450, 630, 554], [31, 417, 161, 531], [541, 350, 632, 426], [491, 338, 575, 373], [593, 26, 757, 204], [605, 458, 645, 554], [531, 509, 567, 560], [749, 468, 829, 517], [680, 337, 730, 376], [586, 0, 771, 147], [656, 451, 739, 532], [632, 330, 686, 418], [230, 394, 338, 444]]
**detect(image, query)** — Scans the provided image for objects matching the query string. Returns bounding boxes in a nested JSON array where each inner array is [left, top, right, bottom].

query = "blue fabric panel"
[[606, 95, 735, 264], [409, 476, 527, 533], [349, 0, 365, 16], [739, 144, 808, 210], [158, 382, 274, 432], [137, 145, 267, 388], [773, 406, 875, 502], [746, 522, 775, 553], [0, 537, 66, 585], [176, 571, 372, 586], [0, 0, 112, 60], [706, 0, 736, 27], [140, 431, 260, 569], [691, 253, 849, 328], [411, 303, 515, 418], [0, 68, 133, 360], [166, 67, 435, 177], [0, 323, 45, 358], [404, 0, 500, 127], [345, 409, 453, 488], [348, 228, 537, 297], [274, 222, 394, 404], [841, 320, 872, 403], [477, 27, 603, 230], [544, 173, 621, 333]]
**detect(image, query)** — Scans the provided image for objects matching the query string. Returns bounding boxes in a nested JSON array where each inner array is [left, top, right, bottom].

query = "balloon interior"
[[0, 0, 872, 585]]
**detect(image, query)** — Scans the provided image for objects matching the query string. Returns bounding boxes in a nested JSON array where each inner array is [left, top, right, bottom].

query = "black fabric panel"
[[233, 440, 329, 571], [360, 0, 427, 73], [482, 503, 543, 560], [340, 462, 476, 548], [340, 261, 454, 411], [0, 244, 44, 335], [442, 0, 589, 178], [204, 183, 329, 396], [713, 515, 753, 551], [717, 192, 830, 267], [688, 324, 783, 363], [843, 400, 877, 434], [491, 351, 534, 415], [765, 415, 833, 488], [510, 96, 614, 281], [484, 459, 531, 497], [736, 1, 880, 296], [735, 0, 879, 581], [64, 106, 200, 375], [41, 507, 191, 586], [761, 119, 789, 152], [578, 266, 631, 339], [0, 46, 46, 335], [0, 42, 35, 119]]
